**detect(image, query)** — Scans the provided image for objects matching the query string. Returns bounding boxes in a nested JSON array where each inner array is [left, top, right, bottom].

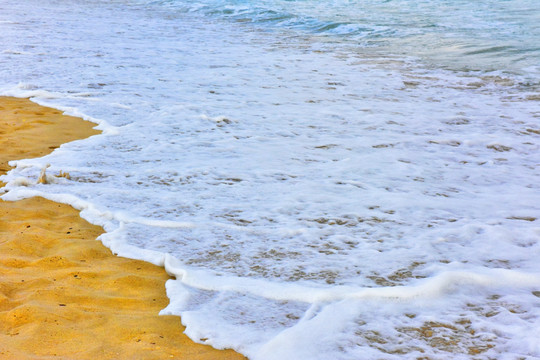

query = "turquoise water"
[[1, 0, 539, 358], [156, 0, 540, 73]]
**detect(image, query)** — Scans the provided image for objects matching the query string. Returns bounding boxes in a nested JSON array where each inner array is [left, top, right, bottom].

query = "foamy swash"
[[1, 0, 539, 358]]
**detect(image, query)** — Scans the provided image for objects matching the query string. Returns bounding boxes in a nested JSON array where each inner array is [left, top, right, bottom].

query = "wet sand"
[[0, 97, 246, 359]]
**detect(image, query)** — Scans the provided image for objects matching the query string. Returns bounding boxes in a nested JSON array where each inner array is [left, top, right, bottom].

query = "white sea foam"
[[1, 0, 539, 358], [2, 83, 119, 134]]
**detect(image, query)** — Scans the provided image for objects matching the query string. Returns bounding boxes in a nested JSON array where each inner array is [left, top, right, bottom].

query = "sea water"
[[1, 0, 539, 358]]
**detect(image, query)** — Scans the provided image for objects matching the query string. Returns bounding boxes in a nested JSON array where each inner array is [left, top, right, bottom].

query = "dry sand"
[[0, 97, 246, 359]]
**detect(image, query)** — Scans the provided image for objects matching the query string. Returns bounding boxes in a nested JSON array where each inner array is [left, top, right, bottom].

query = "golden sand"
[[0, 97, 246, 359]]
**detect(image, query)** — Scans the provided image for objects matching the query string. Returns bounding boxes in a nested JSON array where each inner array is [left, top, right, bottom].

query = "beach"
[[0, 96, 245, 359], [1, 0, 539, 357]]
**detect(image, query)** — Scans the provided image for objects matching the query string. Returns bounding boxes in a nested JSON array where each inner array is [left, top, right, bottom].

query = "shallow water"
[[1, 0, 540, 358]]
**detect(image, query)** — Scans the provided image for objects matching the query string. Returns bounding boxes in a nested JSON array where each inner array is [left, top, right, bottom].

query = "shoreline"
[[0, 97, 246, 359]]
